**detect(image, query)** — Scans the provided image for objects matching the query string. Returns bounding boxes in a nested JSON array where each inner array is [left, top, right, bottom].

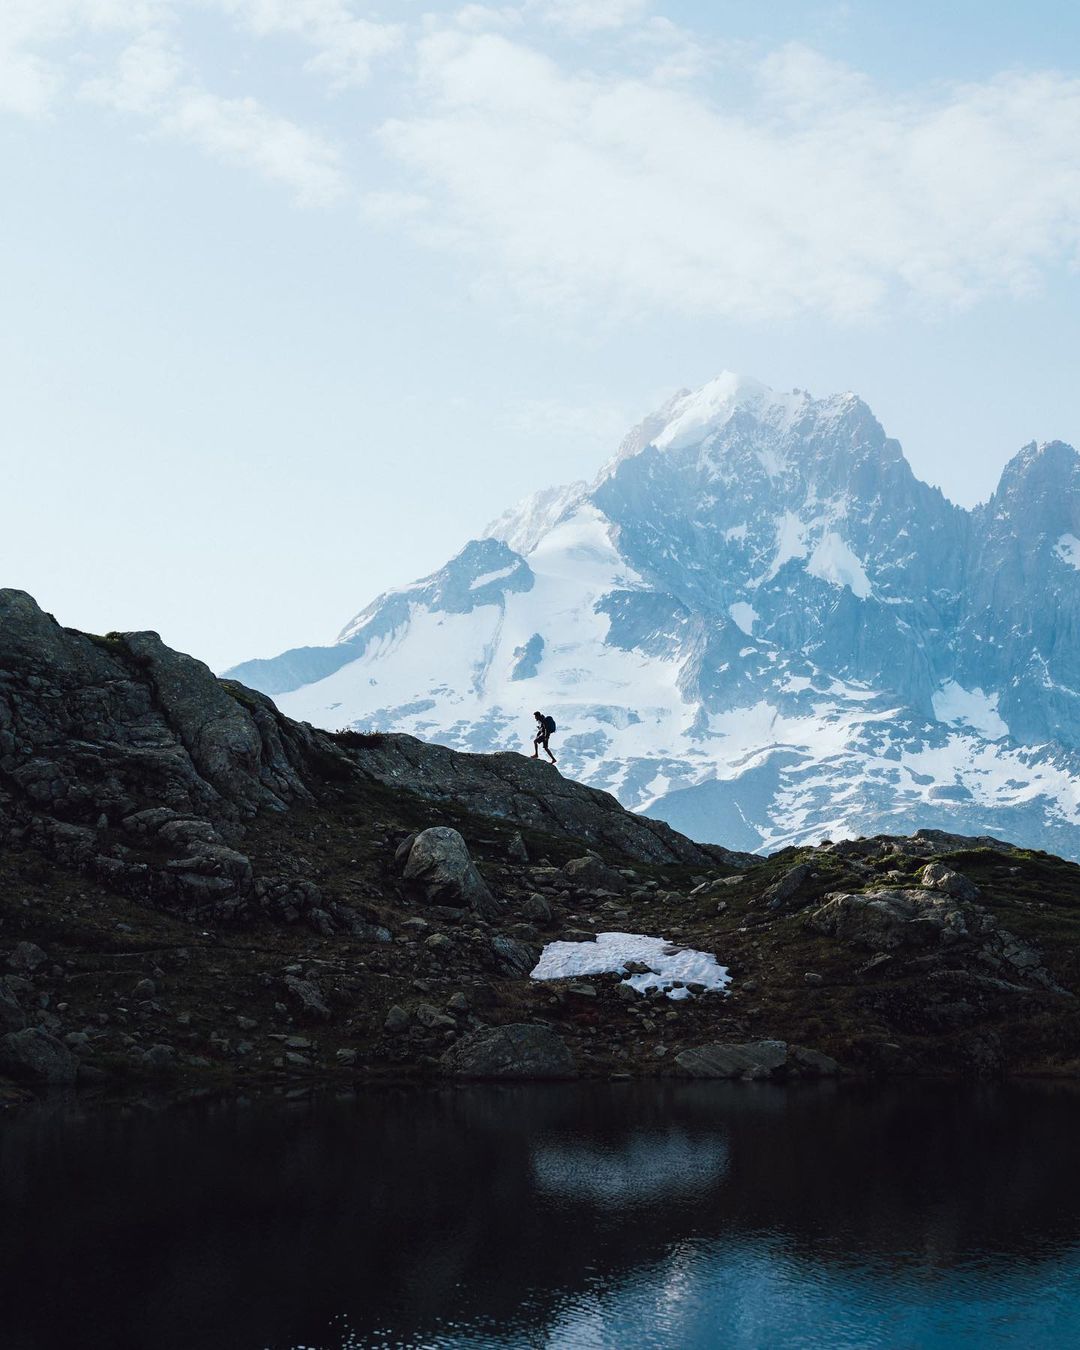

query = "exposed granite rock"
[[441, 1024, 576, 1079], [402, 827, 500, 918]]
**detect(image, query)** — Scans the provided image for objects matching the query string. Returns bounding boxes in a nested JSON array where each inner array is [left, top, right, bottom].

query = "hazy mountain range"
[[228, 373, 1080, 858]]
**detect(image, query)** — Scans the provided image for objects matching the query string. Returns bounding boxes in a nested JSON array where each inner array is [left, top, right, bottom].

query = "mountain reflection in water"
[[2, 1081, 1079, 1349]]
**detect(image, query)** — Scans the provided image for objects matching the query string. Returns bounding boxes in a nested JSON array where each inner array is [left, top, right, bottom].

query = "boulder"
[[563, 855, 626, 893], [403, 827, 500, 918], [0, 1027, 79, 1084], [676, 1040, 789, 1080], [764, 863, 814, 911], [491, 935, 540, 976], [7, 941, 46, 974], [0, 978, 26, 1032], [920, 862, 981, 902], [807, 888, 976, 950], [522, 892, 553, 924], [441, 1023, 576, 1079]]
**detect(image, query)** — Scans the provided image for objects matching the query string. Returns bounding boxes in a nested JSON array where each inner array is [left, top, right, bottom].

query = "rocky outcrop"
[[0, 589, 346, 924], [807, 884, 1056, 989], [441, 1024, 576, 1079], [0, 590, 747, 934], [349, 733, 749, 869]]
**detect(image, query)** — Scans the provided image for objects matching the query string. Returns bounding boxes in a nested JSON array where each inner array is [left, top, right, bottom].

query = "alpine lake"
[[3, 1079, 1080, 1349]]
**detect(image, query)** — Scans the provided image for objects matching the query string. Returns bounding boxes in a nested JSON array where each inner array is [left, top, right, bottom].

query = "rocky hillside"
[[228, 372, 1080, 859], [3, 589, 1080, 1106]]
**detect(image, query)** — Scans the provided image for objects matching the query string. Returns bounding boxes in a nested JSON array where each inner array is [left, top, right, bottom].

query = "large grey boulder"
[[403, 827, 500, 918], [676, 1040, 790, 1080], [808, 888, 978, 950], [441, 1023, 576, 1079], [0, 1027, 79, 1084], [563, 855, 626, 893], [920, 861, 981, 902]]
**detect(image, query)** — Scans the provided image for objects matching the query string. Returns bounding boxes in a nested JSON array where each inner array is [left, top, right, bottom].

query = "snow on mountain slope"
[[227, 373, 1080, 859]]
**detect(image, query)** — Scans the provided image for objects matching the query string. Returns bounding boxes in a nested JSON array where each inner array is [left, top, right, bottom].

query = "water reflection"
[[1, 1082, 1079, 1349]]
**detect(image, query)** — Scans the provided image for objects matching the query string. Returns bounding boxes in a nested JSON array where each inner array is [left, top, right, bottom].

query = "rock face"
[[0, 588, 340, 924], [353, 735, 740, 868], [230, 374, 1080, 861], [402, 827, 500, 918], [441, 1024, 576, 1079]]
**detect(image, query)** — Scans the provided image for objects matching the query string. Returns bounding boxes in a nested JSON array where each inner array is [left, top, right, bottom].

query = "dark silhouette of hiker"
[[531, 710, 557, 764]]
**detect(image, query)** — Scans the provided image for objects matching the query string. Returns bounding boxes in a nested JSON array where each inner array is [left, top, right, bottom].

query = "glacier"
[[227, 372, 1080, 859]]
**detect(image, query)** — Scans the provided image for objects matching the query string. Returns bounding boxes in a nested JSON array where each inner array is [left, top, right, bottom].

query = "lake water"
[[2, 1081, 1079, 1349]]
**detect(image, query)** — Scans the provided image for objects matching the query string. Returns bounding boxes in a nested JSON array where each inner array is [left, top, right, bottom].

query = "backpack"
[[544, 715, 556, 734]]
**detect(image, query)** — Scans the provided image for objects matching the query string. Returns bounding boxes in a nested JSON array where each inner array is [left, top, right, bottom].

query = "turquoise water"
[[2, 1082, 1078, 1348]]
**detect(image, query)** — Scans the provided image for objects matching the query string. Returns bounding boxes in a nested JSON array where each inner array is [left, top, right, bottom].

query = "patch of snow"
[[764, 511, 808, 581], [806, 532, 872, 598], [1055, 534, 1080, 570], [530, 931, 731, 1000], [470, 564, 518, 590], [932, 680, 1009, 739], [728, 601, 758, 635], [724, 523, 748, 542]]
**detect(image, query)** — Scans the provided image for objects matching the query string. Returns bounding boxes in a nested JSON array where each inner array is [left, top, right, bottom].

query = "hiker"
[[531, 710, 557, 764]]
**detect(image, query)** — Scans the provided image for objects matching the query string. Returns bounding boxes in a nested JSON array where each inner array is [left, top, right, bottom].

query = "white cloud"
[[163, 88, 347, 205], [0, 0, 160, 117], [532, 0, 649, 36], [214, 0, 403, 88], [373, 30, 1080, 321], [19, 1, 352, 206]]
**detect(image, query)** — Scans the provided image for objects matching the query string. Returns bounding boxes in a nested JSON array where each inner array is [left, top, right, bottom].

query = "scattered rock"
[[441, 1023, 576, 1079], [8, 942, 47, 974], [383, 1005, 410, 1034], [0, 979, 25, 1033], [522, 893, 553, 924], [284, 975, 331, 1020]]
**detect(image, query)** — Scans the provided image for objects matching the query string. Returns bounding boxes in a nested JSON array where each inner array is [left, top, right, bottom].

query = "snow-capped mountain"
[[227, 373, 1080, 857]]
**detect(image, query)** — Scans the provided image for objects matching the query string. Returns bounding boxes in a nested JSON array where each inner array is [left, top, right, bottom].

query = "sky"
[[4, 0, 1080, 672]]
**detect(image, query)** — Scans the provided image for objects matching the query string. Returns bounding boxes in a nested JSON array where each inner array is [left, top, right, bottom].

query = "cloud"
[[163, 89, 347, 206], [13, 0, 352, 206], [214, 0, 403, 88], [371, 31, 1080, 322], [532, 0, 650, 36], [0, 0, 161, 117]]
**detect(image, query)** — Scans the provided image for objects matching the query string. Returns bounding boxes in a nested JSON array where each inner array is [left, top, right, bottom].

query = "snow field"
[[530, 931, 731, 1000]]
